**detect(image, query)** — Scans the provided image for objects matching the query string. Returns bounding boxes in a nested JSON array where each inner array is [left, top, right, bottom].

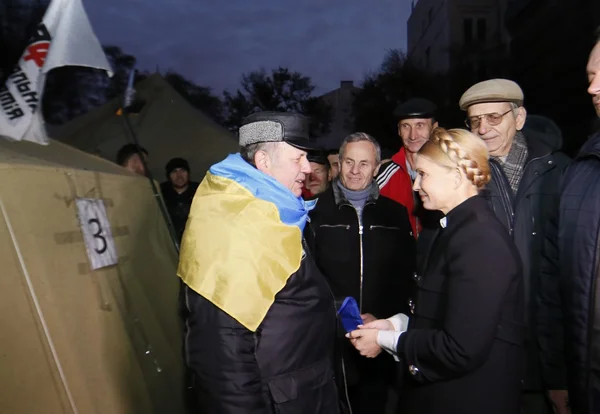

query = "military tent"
[[0, 137, 186, 413], [50, 74, 238, 181]]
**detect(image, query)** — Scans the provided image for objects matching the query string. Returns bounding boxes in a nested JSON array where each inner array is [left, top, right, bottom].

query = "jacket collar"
[[331, 178, 379, 208], [391, 147, 408, 171], [522, 129, 557, 161], [577, 129, 600, 160]]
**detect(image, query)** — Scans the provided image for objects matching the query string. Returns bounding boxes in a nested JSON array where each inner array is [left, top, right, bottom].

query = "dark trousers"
[[521, 391, 553, 414], [348, 378, 389, 414], [344, 350, 397, 414]]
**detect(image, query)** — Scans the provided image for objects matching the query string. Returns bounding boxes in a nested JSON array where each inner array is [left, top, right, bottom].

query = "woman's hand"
[[346, 328, 382, 358], [361, 319, 394, 331], [360, 313, 377, 324]]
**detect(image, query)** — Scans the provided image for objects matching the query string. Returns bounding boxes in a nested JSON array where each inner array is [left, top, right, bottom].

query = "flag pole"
[[120, 68, 180, 254]]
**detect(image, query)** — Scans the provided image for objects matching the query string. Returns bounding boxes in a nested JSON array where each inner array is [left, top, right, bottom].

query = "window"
[[477, 18, 487, 41], [463, 18, 473, 43]]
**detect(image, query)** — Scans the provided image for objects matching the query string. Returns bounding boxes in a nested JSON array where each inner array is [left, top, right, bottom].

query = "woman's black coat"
[[396, 195, 525, 414]]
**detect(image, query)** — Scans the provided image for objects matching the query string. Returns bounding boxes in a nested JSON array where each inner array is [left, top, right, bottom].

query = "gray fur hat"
[[239, 111, 315, 150]]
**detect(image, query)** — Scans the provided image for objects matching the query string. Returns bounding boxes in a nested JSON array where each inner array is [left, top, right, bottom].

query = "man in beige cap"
[[460, 79, 571, 414]]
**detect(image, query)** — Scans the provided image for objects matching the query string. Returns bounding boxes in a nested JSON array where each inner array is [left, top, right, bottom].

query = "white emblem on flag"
[[0, 0, 113, 145]]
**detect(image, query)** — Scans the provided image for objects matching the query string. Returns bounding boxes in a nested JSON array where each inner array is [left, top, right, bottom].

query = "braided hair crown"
[[429, 128, 491, 189]]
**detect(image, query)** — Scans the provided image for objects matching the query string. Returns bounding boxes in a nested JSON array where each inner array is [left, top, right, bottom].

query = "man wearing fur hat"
[[460, 79, 571, 414], [178, 112, 340, 413]]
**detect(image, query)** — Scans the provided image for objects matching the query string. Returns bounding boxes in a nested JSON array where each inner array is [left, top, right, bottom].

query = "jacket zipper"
[[370, 225, 401, 230], [490, 161, 515, 234], [320, 224, 351, 229], [531, 209, 536, 236], [516, 155, 547, 202], [511, 155, 549, 235], [492, 154, 548, 235], [354, 208, 365, 313]]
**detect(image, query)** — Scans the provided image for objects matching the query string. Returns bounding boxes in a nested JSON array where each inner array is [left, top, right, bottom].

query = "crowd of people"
[[113, 30, 600, 414]]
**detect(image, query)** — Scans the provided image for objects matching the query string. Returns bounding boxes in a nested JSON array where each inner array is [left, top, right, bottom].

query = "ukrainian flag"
[[177, 153, 315, 331]]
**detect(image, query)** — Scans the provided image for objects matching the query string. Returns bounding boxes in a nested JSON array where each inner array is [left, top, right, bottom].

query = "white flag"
[[0, 0, 113, 145]]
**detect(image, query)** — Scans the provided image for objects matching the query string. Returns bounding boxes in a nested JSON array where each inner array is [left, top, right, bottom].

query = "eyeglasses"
[[465, 109, 513, 130]]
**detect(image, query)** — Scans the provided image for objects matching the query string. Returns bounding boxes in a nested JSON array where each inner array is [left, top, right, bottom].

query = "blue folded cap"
[[337, 297, 363, 333]]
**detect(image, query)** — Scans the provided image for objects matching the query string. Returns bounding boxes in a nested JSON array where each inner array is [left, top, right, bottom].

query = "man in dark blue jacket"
[[559, 29, 600, 414]]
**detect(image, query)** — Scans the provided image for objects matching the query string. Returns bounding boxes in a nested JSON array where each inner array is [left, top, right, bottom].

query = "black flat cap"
[[239, 111, 316, 150], [307, 150, 328, 165], [394, 98, 437, 121]]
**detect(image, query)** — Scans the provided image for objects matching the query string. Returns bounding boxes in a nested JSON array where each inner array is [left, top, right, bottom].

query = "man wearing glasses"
[[460, 79, 571, 414]]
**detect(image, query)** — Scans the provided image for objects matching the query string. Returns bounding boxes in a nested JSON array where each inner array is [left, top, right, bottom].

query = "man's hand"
[[346, 328, 381, 358], [548, 390, 570, 414], [360, 313, 376, 324]]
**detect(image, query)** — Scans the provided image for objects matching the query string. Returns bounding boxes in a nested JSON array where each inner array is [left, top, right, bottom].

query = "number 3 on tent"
[[88, 218, 107, 254]]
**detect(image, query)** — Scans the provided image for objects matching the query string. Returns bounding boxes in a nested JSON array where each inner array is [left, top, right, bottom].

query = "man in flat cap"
[[303, 150, 331, 198], [376, 97, 438, 238], [558, 29, 600, 414], [460, 79, 570, 414], [160, 157, 199, 242], [178, 111, 340, 413]]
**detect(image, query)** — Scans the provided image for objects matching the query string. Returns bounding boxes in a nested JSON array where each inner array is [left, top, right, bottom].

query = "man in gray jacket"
[[459, 79, 571, 414]]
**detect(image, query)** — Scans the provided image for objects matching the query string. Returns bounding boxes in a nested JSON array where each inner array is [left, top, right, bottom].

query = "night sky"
[[84, 0, 412, 95]]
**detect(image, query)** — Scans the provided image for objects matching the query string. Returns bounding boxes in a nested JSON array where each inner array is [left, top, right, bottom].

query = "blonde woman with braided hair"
[[348, 128, 524, 414]]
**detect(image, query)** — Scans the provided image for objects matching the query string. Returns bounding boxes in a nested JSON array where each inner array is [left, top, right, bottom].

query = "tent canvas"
[[50, 74, 238, 181], [0, 138, 186, 413]]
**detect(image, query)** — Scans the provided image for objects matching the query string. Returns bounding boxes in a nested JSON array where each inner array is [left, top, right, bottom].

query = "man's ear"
[[373, 163, 381, 177], [515, 106, 527, 131], [254, 150, 270, 173], [432, 121, 439, 129]]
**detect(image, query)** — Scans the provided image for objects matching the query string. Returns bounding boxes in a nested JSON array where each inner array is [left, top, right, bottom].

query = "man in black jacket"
[[178, 112, 340, 413], [306, 132, 416, 414], [559, 30, 600, 414], [459, 80, 571, 414], [160, 157, 199, 243]]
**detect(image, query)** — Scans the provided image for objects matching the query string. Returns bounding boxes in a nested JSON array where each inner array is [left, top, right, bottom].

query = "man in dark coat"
[[160, 157, 199, 242], [178, 112, 340, 413], [459, 79, 571, 414], [306, 132, 415, 414], [559, 31, 600, 414]]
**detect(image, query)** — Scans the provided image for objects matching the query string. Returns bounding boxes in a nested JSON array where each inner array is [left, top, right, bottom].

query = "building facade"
[[505, 0, 600, 155], [317, 80, 361, 149], [407, 0, 510, 75]]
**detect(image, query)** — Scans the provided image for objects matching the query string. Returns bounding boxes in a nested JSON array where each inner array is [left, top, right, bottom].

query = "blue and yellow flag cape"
[[177, 153, 316, 332]]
